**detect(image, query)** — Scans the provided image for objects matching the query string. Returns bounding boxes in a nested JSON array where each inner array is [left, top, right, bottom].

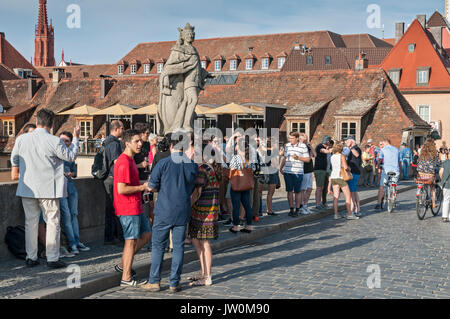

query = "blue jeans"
[[149, 223, 187, 287], [60, 182, 80, 249], [230, 189, 252, 226], [402, 159, 410, 179]]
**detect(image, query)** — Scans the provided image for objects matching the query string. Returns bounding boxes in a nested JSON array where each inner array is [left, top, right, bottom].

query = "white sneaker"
[[60, 247, 75, 258], [300, 207, 309, 215], [304, 207, 313, 215], [77, 243, 90, 252]]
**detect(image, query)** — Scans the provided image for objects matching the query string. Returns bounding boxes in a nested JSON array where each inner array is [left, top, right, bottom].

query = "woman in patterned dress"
[[188, 147, 220, 286]]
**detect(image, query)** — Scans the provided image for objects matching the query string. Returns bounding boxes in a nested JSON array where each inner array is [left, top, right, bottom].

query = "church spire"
[[37, 0, 49, 33], [34, 0, 55, 67]]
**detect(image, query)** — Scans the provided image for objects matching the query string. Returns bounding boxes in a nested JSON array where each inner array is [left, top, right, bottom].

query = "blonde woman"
[[417, 139, 441, 208], [328, 143, 359, 220]]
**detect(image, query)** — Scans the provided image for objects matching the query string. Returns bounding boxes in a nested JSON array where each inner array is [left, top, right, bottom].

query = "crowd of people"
[[10, 108, 450, 292]]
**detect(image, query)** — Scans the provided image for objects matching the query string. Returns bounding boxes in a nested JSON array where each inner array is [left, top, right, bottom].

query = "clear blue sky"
[[0, 0, 446, 65]]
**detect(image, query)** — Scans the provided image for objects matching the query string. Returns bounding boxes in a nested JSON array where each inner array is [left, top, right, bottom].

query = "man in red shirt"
[[114, 129, 151, 287]]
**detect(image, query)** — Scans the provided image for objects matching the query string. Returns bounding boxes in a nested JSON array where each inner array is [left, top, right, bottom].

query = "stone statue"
[[157, 23, 209, 135]]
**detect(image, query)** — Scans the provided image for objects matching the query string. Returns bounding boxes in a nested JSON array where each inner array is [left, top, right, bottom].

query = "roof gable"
[[380, 19, 450, 89], [427, 11, 449, 28]]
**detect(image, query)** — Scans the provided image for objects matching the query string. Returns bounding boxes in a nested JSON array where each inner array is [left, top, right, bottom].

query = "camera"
[[143, 192, 154, 203]]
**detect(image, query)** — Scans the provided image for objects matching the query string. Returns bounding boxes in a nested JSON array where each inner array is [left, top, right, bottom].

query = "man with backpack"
[[101, 120, 125, 245]]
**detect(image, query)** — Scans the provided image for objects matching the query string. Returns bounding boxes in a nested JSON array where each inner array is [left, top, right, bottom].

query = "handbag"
[[340, 167, 353, 182], [229, 160, 254, 192]]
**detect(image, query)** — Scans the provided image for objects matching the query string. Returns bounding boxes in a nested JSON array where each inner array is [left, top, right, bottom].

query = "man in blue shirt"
[[375, 138, 400, 210], [142, 133, 198, 293], [399, 143, 413, 180]]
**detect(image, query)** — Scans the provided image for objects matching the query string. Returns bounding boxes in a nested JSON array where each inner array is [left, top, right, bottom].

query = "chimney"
[[0, 32, 4, 64], [395, 22, 405, 44], [28, 78, 38, 100], [355, 51, 368, 71], [417, 14, 426, 28], [52, 68, 65, 86]]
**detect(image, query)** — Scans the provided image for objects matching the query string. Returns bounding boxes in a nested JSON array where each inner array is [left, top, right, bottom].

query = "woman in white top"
[[328, 143, 359, 220]]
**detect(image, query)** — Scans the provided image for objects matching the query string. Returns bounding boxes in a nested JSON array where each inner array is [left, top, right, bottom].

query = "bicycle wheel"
[[431, 185, 443, 216], [416, 186, 427, 220], [387, 186, 395, 213]]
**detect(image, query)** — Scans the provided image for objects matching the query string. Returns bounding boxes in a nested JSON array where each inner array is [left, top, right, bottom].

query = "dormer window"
[[230, 60, 237, 71], [306, 56, 313, 65], [214, 60, 222, 71], [245, 59, 253, 70], [417, 67, 430, 85], [118, 65, 124, 75], [157, 63, 164, 74], [261, 58, 269, 70], [388, 68, 402, 85], [201, 61, 207, 69], [325, 56, 331, 65], [278, 57, 286, 69], [144, 64, 150, 74], [408, 43, 416, 53], [130, 64, 137, 75]]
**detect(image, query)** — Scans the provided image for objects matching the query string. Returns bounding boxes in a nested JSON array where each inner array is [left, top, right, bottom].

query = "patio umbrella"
[[92, 104, 135, 115], [127, 104, 158, 115], [57, 105, 100, 115], [195, 105, 214, 115]]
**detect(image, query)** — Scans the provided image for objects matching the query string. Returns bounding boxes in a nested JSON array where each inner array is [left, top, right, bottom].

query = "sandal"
[[188, 276, 212, 287], [187, 273, 204, 281]]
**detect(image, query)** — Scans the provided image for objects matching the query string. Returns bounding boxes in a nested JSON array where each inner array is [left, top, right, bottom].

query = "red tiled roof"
[[0, 63, 19, 80], [0, 34, 42, 78], [341, 34, 393, 48], [380, 19, 450, 90], [35, 64, 113, 82], [105, 31, 391, 75], [382, 38, 396, 46]]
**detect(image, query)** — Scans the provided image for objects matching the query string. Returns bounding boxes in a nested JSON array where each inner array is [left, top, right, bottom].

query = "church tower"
[[34, 0, 55, 67]]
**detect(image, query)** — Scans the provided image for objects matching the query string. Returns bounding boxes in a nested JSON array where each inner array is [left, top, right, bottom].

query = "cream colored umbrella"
[[203, 102, 263, 131], [195, 105, 213, 115], [92, 104, 135, 115], [57, 105, 100, 115], [127, 103, 158, 115]]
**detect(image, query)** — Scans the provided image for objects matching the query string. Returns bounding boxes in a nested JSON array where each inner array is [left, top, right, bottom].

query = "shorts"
[[331, 178, 347, 188], [314, 170, 327, 188], [283, 173, 303, 193], [268, 172, 280, 185], [380, 171, 399, 187], [301, 172, 313, 190], [347, 174, 360, 192], [118, 213, 151, 240]]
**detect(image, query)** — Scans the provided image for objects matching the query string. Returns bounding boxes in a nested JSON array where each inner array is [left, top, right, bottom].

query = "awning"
[[92, 104, 135, 116], [57, 105, 100, 116]]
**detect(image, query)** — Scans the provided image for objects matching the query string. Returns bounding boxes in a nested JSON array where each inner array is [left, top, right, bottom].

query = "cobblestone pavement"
[[87, 188, 450, 299]]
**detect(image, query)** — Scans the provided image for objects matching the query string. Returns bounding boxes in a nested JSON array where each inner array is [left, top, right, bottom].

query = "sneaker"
[[354, 212, 362, 217], [288, 209, 298, 217], [47, 260, 67, 269], [169, 285, 182, 293], [120, 279, 147, 287], [25, 258, 40, 268], [114, 264, 137, 278], [60, 247, 76, 258], [300, 207, 309, 215], [77, 243, 90, 252], [224, 218, 233, 226], [141, 282, 161, 292], [346, 214, 360, 220], [68, 246, 80, 255], [334, 215, 341, 220], [304, 207, 313, 215]]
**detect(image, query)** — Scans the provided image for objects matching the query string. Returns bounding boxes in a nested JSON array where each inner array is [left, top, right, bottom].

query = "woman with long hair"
[[188, 145, 220, 287], [417, 139, 441, 208], [327, 143, 359, 220]]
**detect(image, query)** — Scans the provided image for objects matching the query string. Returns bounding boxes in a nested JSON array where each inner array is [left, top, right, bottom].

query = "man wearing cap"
[[344, 136, 362, 217], [399, 143, 412, 180], [314, 136, 333, 210]]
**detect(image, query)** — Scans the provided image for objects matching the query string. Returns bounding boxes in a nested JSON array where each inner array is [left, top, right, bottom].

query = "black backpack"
[[91, 139, 113, 180], [4, 226, 44, 260]]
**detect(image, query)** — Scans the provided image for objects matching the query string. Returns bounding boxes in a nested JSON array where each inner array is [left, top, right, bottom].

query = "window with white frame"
[[118, 65, 124, 75], [291, 122, 306, 134], [417, 105, 430, 123], [229, 59, 237, 71], [79, 121, 92, 138], [245, 59, 253, 70], [144, 64, 150, 74], [201, 61, 207, 69], [417, 68, 430, 85], [214, 60, 221, 71], [157, 63, 164, 73], [261, 58, 269, 70], [278, 57, 286, 69], [130, 64, 137, 74], [388, 69, 401, 85], [325, 56, 331, 65], [2, 120, 14, 137], [340, 122, 357, 140]]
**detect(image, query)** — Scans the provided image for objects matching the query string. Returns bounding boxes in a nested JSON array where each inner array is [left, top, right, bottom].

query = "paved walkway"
[[0, 181, 414, 298], [88, 188, 450, 299]]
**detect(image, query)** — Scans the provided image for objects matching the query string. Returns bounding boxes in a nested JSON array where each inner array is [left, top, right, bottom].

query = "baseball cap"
[[344, 135, 355, 141], [322, 135, 332, 143]]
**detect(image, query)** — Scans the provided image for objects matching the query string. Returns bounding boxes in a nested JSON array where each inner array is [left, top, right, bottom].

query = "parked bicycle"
[[381, 171, 398, 213], [416, 173, 442, 220]]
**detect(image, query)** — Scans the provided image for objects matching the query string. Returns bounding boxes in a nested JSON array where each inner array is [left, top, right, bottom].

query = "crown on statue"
[[178, 23, 195, 33]]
